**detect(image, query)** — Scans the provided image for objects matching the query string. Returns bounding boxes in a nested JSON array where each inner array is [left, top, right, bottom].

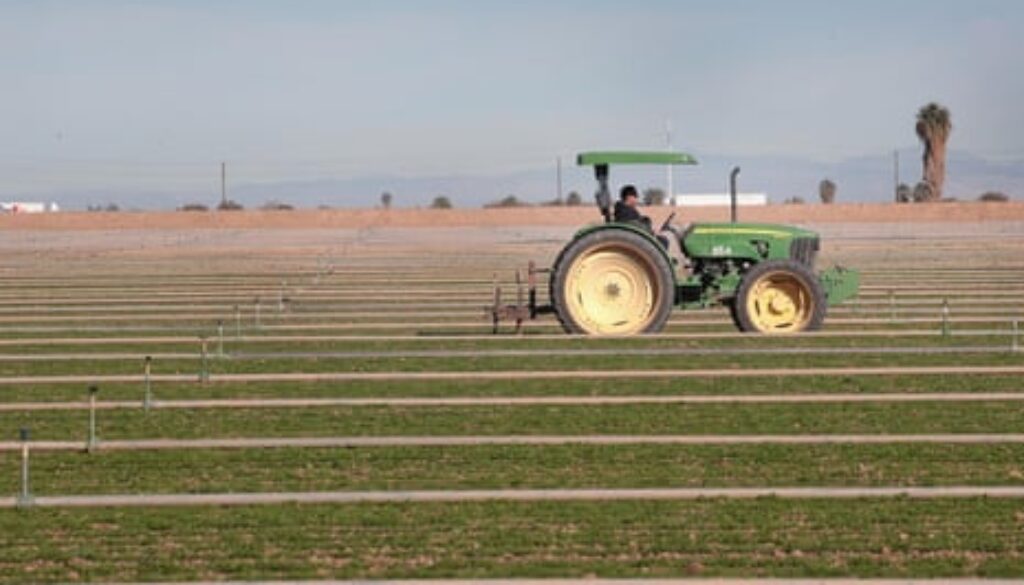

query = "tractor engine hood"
[[682, 222, 820, 264]]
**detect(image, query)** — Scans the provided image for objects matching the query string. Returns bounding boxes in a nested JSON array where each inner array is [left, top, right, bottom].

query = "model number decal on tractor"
[[711, 245, 733, 256]]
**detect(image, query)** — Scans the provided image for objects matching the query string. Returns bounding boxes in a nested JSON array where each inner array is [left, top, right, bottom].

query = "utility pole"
[[893, 150, 899, 202], [556, 157, 563, 203], [221, 161, 227, 208], [666, 120, 674, 206]]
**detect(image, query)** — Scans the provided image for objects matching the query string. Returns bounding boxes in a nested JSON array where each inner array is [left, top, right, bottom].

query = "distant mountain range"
[[22, 149, 1024, 210]]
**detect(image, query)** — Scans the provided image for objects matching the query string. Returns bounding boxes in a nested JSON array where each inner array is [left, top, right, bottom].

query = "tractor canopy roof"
[[576, 151, 698, 166]]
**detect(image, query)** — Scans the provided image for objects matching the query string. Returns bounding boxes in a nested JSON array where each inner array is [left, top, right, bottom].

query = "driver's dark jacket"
[[613, 201, 653, 230]]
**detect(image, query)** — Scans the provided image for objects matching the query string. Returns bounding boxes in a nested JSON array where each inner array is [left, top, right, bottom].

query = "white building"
[[0, 202, 60, 214], [672, 193, 768, 207]]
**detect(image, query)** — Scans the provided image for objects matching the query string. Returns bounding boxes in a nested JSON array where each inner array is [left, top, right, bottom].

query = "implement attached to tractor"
[[487, 150, 860, 335], [487, 261, 552, 334]]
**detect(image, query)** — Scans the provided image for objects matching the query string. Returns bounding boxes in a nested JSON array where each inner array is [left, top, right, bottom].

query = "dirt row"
[[3, 365, 1024, 385], [2, 392, 1023, 412], [5, 486, 1024, 509], [5, 433, 1024, 453], [4, 201, 1024, 231]]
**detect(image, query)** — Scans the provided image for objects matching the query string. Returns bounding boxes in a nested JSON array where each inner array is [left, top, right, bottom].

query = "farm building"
[[671, 193, 768, 207], [0, 201, 60, 214]]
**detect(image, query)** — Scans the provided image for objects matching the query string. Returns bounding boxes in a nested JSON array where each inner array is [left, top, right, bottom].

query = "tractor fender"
[[555, 223, 678, 286]]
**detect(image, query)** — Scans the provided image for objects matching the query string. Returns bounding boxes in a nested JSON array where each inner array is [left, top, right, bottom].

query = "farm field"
[[1, 211, 1024, 582]]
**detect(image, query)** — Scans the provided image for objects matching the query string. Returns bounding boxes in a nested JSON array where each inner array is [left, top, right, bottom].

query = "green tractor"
[[490, 151, 860, 335]]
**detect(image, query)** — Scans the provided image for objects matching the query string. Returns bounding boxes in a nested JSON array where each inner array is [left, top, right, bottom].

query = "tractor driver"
[[613, 185, 653, 231], [615, 184, 672, 249]]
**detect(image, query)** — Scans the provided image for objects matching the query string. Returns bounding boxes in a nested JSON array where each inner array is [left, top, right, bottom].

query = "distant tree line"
[[484, 195, 527, 208], [978, 192, 1010, 203], [176, 199, 302, 212], [260, 200, 293, 211], [430, 196, 452, 209], [478, 189, 670, 209], [86, 203, 121, 212]]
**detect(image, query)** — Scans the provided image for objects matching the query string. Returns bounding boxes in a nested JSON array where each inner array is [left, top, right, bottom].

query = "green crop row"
[[3, 443, 1024, 496], [1, 346, 1021, 377], [2, 400, 1024, 441], [1, 499, 1023, 582], [1, 372, 1021, 403]]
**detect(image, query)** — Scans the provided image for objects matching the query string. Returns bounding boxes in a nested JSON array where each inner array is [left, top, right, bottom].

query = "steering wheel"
[[659, 211, 677, 233]]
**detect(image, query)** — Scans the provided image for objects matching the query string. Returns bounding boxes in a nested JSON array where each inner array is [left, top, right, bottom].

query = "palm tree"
[[818, 179, 836, 204], [915, 103, 952, 201], [912, 181, 933, 203], [895, 183, 912, 204]]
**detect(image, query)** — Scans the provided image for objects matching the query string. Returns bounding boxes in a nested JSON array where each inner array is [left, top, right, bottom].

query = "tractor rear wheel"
[[734, 259, 826, 334], [550, 229, 675, 336]]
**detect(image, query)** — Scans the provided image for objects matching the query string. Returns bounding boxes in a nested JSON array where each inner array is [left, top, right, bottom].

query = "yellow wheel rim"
[[744, 271, 814, 333], [564, 244, 662, 335]]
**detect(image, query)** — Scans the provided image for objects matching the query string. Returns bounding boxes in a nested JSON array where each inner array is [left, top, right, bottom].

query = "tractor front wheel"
[[550, 230, 675, 336], [734, 260, 826, 334]]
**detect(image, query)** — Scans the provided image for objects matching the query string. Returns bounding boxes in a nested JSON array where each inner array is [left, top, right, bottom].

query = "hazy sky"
[[2, 0, 1023, 199]]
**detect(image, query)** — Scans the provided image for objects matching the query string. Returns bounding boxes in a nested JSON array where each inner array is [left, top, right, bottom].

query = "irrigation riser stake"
[[1014, 319, 1020, 352], [87, 385, 99, 454], [217, 320, 225, 357], [16, 428, 32, 508], [143, 356, 153, 412], [941, 298, 951, 338], [199, 337, 210, 385]]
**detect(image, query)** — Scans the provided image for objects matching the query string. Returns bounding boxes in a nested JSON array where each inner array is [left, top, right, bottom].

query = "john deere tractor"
[[491, 151, 860, 335]]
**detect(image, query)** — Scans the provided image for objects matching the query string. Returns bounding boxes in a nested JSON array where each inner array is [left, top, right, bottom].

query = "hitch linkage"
[[485, 261, 554, 334]]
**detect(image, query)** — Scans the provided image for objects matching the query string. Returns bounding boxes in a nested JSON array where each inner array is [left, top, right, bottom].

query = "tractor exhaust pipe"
[[729, 166, 741, 223]]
